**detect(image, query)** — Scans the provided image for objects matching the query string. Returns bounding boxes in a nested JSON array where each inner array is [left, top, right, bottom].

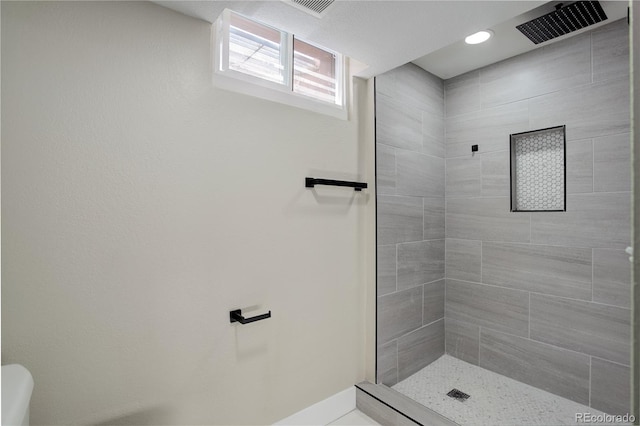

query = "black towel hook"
[[229, 309, 271, 324]]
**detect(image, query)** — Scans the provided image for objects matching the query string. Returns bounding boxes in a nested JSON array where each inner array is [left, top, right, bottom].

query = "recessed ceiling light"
[[465, 30, 492, 45]]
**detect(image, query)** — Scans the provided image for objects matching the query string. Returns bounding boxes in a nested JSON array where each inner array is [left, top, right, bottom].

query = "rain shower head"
[[516, 1, 608, 45]]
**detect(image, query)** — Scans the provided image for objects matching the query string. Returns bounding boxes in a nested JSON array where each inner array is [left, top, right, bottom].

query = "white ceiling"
[[413, 1, 628, 79], [152, 0, 546, 78], [153, 1, 628, 80]]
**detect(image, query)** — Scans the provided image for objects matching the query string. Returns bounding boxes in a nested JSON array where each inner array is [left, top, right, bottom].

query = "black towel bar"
[[305, 177, 368, 191]]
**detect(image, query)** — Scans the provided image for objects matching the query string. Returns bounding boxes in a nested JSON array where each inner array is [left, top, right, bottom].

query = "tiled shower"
[[376, 17, 630, 421], [376, 63, 446, 385]]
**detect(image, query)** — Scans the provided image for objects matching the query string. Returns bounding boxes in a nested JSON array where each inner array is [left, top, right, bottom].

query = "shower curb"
[[356, 381, 458, 426]]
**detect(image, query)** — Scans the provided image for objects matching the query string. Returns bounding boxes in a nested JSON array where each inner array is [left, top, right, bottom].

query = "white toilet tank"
[[2, 364, 34, 426]]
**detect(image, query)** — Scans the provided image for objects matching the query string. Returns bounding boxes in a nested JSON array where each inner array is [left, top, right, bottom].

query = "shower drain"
[[446, 388, 470, 401]]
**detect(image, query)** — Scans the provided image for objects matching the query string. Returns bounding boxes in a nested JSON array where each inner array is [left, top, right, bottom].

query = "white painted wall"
[[1, 2, 374, 424]]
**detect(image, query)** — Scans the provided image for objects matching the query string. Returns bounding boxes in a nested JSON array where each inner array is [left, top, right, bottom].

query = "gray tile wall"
[[376, 63, 445, 386], [443, 19, 631, 415]]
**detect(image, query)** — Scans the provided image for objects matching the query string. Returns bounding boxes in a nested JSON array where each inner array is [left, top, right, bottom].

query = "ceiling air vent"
[[283, 0, 335, 18], [516, 1, 608, 45]]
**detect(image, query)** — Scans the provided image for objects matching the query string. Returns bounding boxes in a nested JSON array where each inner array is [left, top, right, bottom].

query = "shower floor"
[[392, 354, 616, 425]]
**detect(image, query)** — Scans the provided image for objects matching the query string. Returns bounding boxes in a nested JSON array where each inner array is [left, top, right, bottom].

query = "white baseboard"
[[273, 386, 356, 426]]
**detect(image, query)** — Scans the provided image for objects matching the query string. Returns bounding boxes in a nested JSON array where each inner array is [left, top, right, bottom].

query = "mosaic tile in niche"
[[512, 127, 565, 211]]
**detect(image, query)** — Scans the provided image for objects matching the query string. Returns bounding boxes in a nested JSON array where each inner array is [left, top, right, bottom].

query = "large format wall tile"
[[445, 279, 529, 337], [377, 245, 396, 296], [374, 71, 395, 98], [530, 294, 630, 365], [479, 329, 590, 405], [424, 197, 445, 240], [444, 317, 479, 365], [376, 63, 445, 385], [530, 193, 630, 249], [445, 101, 529, 158], [377, 340, 398, 386], [593, 133, 631, 192], [411, 68, 444, 118], [376, 143, 396, 195], [378, 195, 423, 246], [592, 19, 629, 83], [411, 65, 442, 97], [396, 150, 444, 197], [482, 242, 592, 300], [566, 138, 593, 194], [397, 319, 444, 381], [591, 357, 631, 415], [593, 249, 630, 308], [445, 71, 480, 117], [480, 32, 591, 108], [397, 240, 444, 290], [446, 156, 481, 197], [422, 110, 445, 158], [378, 286, 423, 345], [376, 63, 443, 116], [379, 63, 443, 115], [479, 47, 541, 108], [481, 150, 509, 196], [446, 197, 530, 242], [445, 239, 481, 282], [424, 279, 445, 325], [529, 78, 629, 141], [376, 93, 423, 152]]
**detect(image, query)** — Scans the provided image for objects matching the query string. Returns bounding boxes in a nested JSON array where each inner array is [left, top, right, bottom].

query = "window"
[[214, 10, 345, 117], [227, 12, 286, 85], [293, 38, 340, 104]]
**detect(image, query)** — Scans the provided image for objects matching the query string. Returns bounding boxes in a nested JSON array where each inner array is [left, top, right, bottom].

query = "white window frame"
[[213, 9, 347, 120]]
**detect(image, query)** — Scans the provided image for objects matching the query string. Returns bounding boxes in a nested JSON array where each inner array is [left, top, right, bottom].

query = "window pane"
[[228, 12, 285, 84], [293, 38, 338, 104]]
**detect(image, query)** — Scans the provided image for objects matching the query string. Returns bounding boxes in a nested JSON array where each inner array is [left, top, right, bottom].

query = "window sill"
[[212, 71, 348, 121]]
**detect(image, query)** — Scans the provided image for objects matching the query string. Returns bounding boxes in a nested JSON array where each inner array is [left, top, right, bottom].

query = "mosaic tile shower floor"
[[392, 355, 623, 425]]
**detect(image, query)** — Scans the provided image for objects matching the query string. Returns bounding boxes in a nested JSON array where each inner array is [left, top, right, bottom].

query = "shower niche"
[[510, 125, 566, 212]]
